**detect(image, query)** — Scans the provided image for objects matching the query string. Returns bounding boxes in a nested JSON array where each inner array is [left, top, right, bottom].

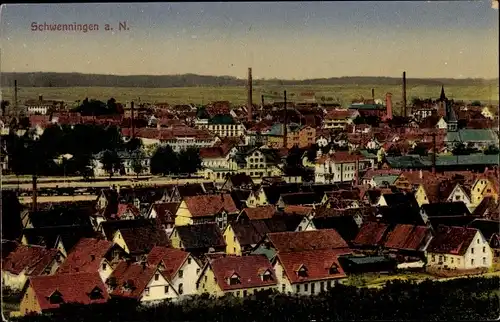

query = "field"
[[2, 84, 499, 108]]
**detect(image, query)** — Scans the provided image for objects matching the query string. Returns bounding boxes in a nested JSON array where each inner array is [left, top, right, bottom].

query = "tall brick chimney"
[[385, 93, 393, 120], [402, 71, 407, 117], [371, 88, 375, 101], [247, 68, 253, 122]]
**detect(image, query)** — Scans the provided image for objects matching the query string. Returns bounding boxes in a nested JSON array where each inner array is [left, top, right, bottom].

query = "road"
[[18, 195, 98, 204]]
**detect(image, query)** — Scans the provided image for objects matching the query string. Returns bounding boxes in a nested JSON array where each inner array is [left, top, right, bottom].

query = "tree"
[[471, 100, 481, 107], [306, 144, 319, 162], [100, 150, 122, 178], [178, 148, 202, 174], [410, 143, 429, 156], [130, 150, 146, 178], [150, 145, 178, 176], [1, 100, 9, 116], [352, 115, 365, 125], [124, 137, 143, 152], [452, 142, 468, 155], [18, 117, 30, 129], [484, 145, 500, 155]]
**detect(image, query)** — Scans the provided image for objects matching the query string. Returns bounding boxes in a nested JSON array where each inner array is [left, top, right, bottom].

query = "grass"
[[1, 84, 499, 107]]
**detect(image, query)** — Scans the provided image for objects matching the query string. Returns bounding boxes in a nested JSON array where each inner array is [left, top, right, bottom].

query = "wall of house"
[[426, 253, 466, 270], [19, 285, 42, 316], [2, 271, 28, 291], [415, 185, 429, 207], [197, 267, 224, 296], [223, 225, 242, 255], [170, 255, 201, 296], [464, 232, 493, 269], [446, 186, 472, 209], [274, 261, 294, 293], [224, 285, 278, 297], [99, 259, 114, 282], [141, 269, 178, 303], [112, 231, 130, 254], [169, 229, 183, 249], [174, 201, 194, 226]]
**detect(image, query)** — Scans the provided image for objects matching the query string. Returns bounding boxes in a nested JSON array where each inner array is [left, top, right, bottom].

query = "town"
[[0, 67, 499, 319]]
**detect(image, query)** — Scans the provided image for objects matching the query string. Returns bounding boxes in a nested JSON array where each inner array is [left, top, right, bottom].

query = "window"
[[297, 266, 308, 277], [49, 291, 64, 304], [164, 285, 169, 294], [197, 268, 201, 275], [471, 259, 475, 265], [236, 291, 240, 296], [451, 258, 454, 264], [178, 270, 183, 278], [233, 236, 236, 242], [304, 284, 309, 292], [477, 239, 480, 244], [178, 283, 184, 295], [204, 276, 207, 282], [144, 287, 150, 296], [483, 247, 486, 253], [154, 273, 159, 281], [282, 284, 286, 292], [102, 263, 107, 270], [471, 248, 474, 254], [188, 258, 192, 265], [243, 290, 247, 297], [455, 195, 461, 200], [262, 271, 273, 282], [229, 275, 241, 285], [483, 257, 487, 265], [320, 281, 325, 291], [296, 284, 300, 293], [329, 264, 339, 275], [311, 283, 315, 295], [444, 256, 447, 263]]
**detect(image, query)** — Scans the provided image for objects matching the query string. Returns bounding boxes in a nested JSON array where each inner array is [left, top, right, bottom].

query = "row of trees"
[[150, 145, 202, 176], [15, 277, 499, 322]]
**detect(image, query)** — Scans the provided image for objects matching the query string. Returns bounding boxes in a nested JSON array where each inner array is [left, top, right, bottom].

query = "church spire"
[[439, 85, 447, 101]]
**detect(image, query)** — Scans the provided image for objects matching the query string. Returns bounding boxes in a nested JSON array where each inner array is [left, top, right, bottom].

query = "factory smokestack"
[[283, 90, 288, 149], [371, 88, 375, 101], [402, 71, 407, 117], [247, 68, 253, 122], [385, 93, 393, 121]]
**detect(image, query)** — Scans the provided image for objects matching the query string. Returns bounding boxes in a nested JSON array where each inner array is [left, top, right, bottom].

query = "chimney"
[[247, 68, 253, 122], [283, 90, 288, 149], [419, 169, 423, 179], [130, 101, 135, 138], [385, 93, 393, 120], [402, 71, 407, 117], [14, 80, 18, 117], [371, 88, 375, 101]]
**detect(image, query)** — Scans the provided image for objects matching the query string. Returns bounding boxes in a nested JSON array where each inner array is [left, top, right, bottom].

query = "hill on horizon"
[[1, 72, 498, 88]]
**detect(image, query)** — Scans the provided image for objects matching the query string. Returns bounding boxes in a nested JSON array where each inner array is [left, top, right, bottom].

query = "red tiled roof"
[[210, 255, 277, 291], [283, 205, 314, 216], [268, 229, 349, 253], [57, 238, 113, 275], [150, 202, 179, 226], [29, 272, 109, 311], [324, 109, 355, 120], [115, 204, 140, 219], [277, 249, 348, 284], [107, 261, 161, 299], [184, 194, 238, 217], [2, 244, 59, 276], [146, 246, 189, 281], [199, 146, 231, 159], [384, 224, 431, 251], [352, 221, 390, 247], [242, 206, 276, 220], [426, 225, 478, 255]]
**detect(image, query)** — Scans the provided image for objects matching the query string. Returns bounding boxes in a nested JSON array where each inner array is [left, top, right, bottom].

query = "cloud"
[[492, 0, 499, 9]]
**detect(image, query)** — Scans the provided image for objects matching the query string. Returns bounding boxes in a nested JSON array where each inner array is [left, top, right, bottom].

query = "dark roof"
[[22, 225, 96, 250], [119, 222, 170, 255], [467, 219, 500, 241], [384, 224, 431, 251], [27, 204, 93, 228], [472, 197, 498, 217], [230, 190, 252, 210], [267, 229, 349, 253], [176, 183, 206, 198], [421, 202, 471, 217], [312, 216, 360, 242], [352, 221, 390, 247], [426, 225, 478, 255], [279, 192, 322, 206], [428, 216, 478, 230], [1, 190, 23, 240], [175, 223, 226, 250], [377, 205, 426, 226], [382, 192, 419, 208], [228, 174, 254, 188], [149, 202, 179, 227], [260, 215, 303, 233], [262, 184, 302, 205], [230, 221, 265, 246], [99, 219, 152, 240]]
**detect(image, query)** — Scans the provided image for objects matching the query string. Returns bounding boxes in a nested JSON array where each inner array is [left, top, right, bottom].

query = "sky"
[[0, 1, 498, 79]]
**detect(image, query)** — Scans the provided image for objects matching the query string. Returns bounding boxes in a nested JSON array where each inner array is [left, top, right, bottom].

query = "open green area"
[[11, 276, 499, 322], [2, 84, 499, 108]]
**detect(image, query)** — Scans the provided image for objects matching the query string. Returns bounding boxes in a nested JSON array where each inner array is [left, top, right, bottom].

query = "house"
[[17, 272, 109, 316], [377, 192, 419, 208], [470, 175, 499, 208], [165, 183, 207, 203], [314, 152, 372, 184], [2, 244, 63, 291], [147, 202, 180, 235], [199, 144, 237, 181], [92, 150, 151, 177], [197, 255, 277, 297], [252, 229, 351, 260], [174, 194, 239, 230], [170, 223, 226, 259], [276, 192, 322, 209], [322, 109, 357, 130], [228, 147, 284, 179], [472, 197, 499, 220], [445, 129, 498, 150], [267, 123, 316, 149], [467, 219, 500, 260], [146, 246, 202, 297], [112, 222, 170, 260], [246, 183, 301, 207], [420, 202, 471, 224], [426, 225, 493, 270], [230, 189, 252, 210], [221, 173, 255, 191], [195, 113, 246, 138], [56, 238, 127, 282], [106, 259, 178, 304], [273, 249, 348, 295], [383, 224, 433, 264]]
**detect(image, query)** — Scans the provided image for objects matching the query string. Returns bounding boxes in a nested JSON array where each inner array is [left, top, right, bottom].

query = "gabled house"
[[221, 173, 255, 191], [165, 183, 207, 203], [170, 223, 226, 259], [276, 192, 322, 209], [472, 197, 499, 220], [383, 224, 433, 265], [56, 238, 127, 282], [467, 219, 500, 260], [17, 272, 109, 316], [106, 260, 178, 304], [425, 225, 493, 270], [197, 255, 277, 297], [2, 244, 63, 291], [352, 221, 391, 252], [420, 201, 471, 224], [273, 249, 348, 295], [470, 175, 499, 208], [147, 246, 202, 297], [246, 183, 302, 207], [147, 202, 180, 234], [174, 194, 239, 230], [112, 222, 170, 260]]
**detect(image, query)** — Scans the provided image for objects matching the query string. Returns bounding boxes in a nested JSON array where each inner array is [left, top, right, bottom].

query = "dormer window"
[[329, 263, 339, 275], [228, 273, 241, 285], [48, 290, 64, 304], [261, 270, 273, 282], [297, 265, 308, 278], [88, 287, 104, 300]]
